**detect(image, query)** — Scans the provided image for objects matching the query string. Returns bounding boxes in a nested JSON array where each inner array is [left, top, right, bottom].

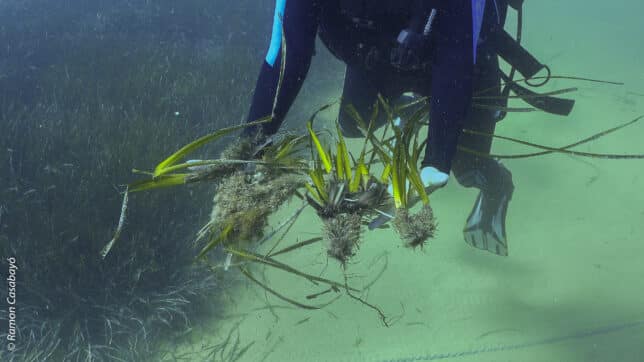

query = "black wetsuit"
[[245, 0, 513, 198]]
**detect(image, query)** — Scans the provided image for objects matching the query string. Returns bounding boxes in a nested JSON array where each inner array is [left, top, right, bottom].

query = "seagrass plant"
[[305, 115, 391, 263]]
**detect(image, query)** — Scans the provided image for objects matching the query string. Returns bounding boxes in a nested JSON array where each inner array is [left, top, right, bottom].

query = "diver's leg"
[[338, 66, 381, 138], [452, 49, 514, 256]]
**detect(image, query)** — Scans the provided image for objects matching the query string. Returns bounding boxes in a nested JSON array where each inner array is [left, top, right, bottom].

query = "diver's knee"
[[338, 114, 364, 138], [452, 158, 514, 194], [450, 155, 476, 186], [452, 165, 483, 189]]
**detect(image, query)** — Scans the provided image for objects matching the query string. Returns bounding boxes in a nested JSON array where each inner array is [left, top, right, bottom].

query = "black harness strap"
[[493, 0, 575, 117], [506, 0, 524, 10], [494, 29, 544, 80], [500, 73, 575, 116]]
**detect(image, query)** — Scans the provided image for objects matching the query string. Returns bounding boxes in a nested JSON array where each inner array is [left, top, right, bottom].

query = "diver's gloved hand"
[[420, 166, 449, 192], [386, 166, 449, 197], [391, 28, 426, 71], [223, 131, 272, 161], [387, 117, 449, 196], [372, 166, 448, 229]]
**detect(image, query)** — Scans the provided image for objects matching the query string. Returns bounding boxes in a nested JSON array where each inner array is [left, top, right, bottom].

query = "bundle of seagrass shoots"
[[119, 116, 354, 310], [106, 93, 644, 315], [305, 119, 390, 264], [348, 97, 437, 249]]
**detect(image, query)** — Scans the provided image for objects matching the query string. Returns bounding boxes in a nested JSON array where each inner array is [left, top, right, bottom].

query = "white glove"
[[387, 117, 449, 195], [387, 166, 448, 196], [420, 166, 448, 189]]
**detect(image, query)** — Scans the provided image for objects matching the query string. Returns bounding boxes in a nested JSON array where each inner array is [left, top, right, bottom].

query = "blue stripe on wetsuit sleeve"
[[472, 0, 486, 64], [265, 0, 287, 66]]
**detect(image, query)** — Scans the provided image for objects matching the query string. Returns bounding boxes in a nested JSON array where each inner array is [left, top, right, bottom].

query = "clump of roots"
[[323, 213, 362, 265], [393, 205, 436, 248], [307, 177, 389, 265], [219, 136, 257, 161], [181, 138, 258, 185], [308, 178, 389, 219], [204, 167, 305, 246]]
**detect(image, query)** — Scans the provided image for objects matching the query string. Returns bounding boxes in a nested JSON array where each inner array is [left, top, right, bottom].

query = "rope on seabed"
[[382, 319, 644, 362]]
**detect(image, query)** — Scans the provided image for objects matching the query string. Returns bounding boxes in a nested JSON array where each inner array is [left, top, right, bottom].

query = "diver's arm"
[[421, 0, 474, 174], [244, 0, 319, 137]]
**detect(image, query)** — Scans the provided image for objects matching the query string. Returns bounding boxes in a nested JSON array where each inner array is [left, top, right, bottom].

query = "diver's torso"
[[317, 0, 505, 72], [318, 0, 424, 69]]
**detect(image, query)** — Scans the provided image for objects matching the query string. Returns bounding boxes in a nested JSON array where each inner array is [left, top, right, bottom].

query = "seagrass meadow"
[[0, 1, 279, 360], [2, 0, 644, 362]]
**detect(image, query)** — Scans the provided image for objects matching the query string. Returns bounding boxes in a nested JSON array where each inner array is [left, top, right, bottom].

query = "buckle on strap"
[[350, 17, 376, 30]]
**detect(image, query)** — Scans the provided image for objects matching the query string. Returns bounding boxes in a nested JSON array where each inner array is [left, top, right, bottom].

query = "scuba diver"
[[241, 0, 573, 256]]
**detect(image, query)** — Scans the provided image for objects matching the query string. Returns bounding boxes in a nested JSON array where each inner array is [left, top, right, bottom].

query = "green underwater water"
[[170, 0, 644, 361]]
